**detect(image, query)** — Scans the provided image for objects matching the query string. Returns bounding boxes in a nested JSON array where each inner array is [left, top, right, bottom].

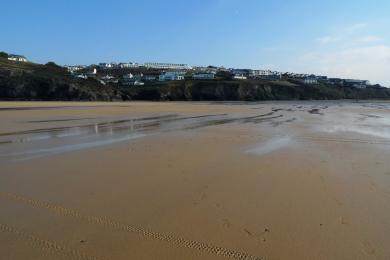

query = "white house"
[[159, 71, 185, 81], [8, 54, 27, 62], [249, 70, 281, 80], [65, 65, 86, 73], [233, 74, 247, 80], [143, 75, 157, 81], [145, 63, 191, 70], [119, 62, 141, 69], [344, 79, 369, 88], [304, 76, 318, 85], [101, 75, 118, 83], [99, 63, 114, 69], [76, 74, 88, 79], [193, 73, 215, 80]]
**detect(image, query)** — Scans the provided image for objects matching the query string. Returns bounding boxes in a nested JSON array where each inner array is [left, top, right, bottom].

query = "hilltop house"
[[159, 71, 185, 81], [233, 75, 247, 80], [232, 69, 250, 77], [304, 76, 318, 85], [8, 54, 27, 62], [119, 62, 141, 69], [249, 70, 281, 80], [121, 73, 144, 86], [101, 75, 118, 84], [193, 73, 215, 80], [98, 63, 117, 69], [65, 65, 86, 73], [145, 63, 191, 70], [143, 75, 157, 81], [343, 79, 369, 88], [193, 66, 219, 74]]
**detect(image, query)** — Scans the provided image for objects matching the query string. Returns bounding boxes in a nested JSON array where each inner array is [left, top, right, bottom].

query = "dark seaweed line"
[[0, 223, 105, 260], [0, 192, 262, 260]]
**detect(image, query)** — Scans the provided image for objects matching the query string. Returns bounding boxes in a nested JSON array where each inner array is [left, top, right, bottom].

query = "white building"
[[76, 74, 88, 79], [101, 75, 118, 83], [122, 80, 144, 86], [65, 65, 86, 73], [145, 62, 191, 70], [344, 79, 369, 88], [233, 75, 247, 80], [143, 75, 157, 81], [99, 63, 115, 69], [8, 54, 27, 62], [193, 73, 215, 80], [304, 77, 318, 85], [119, 62, 141, 68], [133, 81, 145, 86], [249, 70, 281, 80], [159, 71, 185, 81], [123, 73, 134, 80]]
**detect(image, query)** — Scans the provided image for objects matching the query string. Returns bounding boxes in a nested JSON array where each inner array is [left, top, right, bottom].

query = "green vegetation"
[[1, 55, 390, 101], [0, 57, 119, 101], [121, 79, 390, 101]]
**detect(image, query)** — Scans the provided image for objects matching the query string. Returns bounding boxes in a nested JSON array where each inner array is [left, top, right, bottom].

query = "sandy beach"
[[1, 101, 390, 260]]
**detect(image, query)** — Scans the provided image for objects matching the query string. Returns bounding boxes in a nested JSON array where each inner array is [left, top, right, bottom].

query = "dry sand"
[[0, 101, 390, 260]]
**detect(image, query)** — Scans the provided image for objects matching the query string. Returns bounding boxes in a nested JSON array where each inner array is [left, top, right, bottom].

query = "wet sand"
[[0, 101, 390, 260]]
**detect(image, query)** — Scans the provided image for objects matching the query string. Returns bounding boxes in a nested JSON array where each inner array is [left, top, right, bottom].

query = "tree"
[[0, 52, 8, 58], [45, 61, 61, 67], [216, 71, 233, 80]]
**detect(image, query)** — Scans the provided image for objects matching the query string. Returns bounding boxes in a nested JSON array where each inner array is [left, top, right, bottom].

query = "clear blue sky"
[[2, 0, 390, 85]]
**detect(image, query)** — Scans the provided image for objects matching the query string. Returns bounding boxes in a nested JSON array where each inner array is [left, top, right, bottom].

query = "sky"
[[2, 0, 390, 86]]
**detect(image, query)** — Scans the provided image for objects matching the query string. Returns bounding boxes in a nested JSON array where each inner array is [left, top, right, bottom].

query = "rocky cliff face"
[[1, 57, 390, 101]]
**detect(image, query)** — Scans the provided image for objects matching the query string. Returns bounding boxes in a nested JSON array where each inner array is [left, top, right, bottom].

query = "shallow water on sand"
[[1, 101, 390, 260]]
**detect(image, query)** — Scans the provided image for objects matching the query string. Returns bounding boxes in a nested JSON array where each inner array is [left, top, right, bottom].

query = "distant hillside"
[[121, 79, 390, 101], [1, 52, 390, 101], [0, 55, 119, 101]]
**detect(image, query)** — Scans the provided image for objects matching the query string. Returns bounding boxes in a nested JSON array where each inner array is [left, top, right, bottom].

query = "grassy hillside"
[[0, 57, 119, 101], [1, 53, 390, 101], [121, 79, 390, 101]]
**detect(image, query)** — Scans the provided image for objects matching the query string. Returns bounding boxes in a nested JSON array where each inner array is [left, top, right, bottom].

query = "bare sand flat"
[[1, 101, 390, 260]]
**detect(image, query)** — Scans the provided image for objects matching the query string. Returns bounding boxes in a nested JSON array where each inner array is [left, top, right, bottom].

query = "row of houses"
[[230, 69, 282, 80], [98, 71, 216, 86], [302, 75, 370, 88], [7, 53, 371, 88], [96, 62, 192, 70]]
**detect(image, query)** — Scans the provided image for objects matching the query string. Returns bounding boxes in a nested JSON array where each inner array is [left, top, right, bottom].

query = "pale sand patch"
[[245, 137, 292, 156]]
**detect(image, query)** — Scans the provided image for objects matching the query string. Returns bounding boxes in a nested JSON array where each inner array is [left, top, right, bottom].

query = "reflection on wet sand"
[[1, 101, 390, 260], [246, 137, 292, 156], [1, 101, 390, 161], [0, 112, 291, 161]]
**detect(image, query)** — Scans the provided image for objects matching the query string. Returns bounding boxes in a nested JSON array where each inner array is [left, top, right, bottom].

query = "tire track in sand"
[[0, 223, 105, 260], [0, 191, 262, 260]]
